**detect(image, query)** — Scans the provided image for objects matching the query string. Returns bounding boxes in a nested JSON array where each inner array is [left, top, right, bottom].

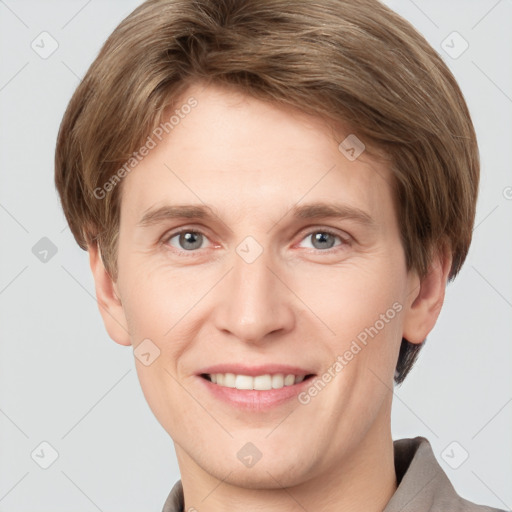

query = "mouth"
[[200, 372, 316, 390], [196, 364, 318, 410]]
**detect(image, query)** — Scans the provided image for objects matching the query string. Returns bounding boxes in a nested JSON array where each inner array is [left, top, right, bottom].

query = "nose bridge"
[[214, 238, 294, 342]]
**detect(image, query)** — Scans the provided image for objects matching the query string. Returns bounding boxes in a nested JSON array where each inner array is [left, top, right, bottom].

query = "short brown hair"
[[55, 0, 479, 384]]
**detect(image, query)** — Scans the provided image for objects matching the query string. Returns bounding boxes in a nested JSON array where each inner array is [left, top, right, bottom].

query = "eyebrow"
[[138, 204, 218, 227], [137, 202, 375, 228], [289, 202, 375, 226]]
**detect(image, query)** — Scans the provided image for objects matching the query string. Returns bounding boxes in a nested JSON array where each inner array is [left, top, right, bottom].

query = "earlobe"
[[88, 243, 131, 346], [402, 248, 452, 345]]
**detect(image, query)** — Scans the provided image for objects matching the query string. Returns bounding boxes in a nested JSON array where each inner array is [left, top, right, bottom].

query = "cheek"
[[301, 256, 406, 381], [117, 255, 211, 356], [301, 258, 404, 326]]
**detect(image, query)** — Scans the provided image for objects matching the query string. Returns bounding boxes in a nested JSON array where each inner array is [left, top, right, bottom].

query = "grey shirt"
[[161, 436, 506, 512]]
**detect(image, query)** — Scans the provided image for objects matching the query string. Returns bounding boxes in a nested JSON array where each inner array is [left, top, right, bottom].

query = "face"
[[93, 82, 431, 489]]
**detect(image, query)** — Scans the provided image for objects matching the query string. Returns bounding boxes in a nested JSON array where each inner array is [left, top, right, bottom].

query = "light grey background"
[[0, 1, 511, 511]]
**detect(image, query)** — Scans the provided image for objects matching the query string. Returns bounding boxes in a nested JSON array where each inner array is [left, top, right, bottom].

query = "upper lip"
[[197, 364, 316, 377]]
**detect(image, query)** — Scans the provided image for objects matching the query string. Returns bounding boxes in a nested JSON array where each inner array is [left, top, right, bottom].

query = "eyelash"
[[161, 226, 351, 256]]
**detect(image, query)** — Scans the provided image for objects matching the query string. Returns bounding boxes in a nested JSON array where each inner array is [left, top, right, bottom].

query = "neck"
[[175, 419, 397, 512]]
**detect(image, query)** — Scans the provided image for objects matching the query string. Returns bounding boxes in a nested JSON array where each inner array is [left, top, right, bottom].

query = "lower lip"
[[197, 376, 315, 411]]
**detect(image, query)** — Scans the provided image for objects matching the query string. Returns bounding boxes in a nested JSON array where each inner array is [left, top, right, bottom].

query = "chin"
[[216, 462, 309, 490]]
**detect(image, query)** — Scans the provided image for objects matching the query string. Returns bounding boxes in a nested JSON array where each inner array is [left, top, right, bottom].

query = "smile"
[[198, 372, 316, 411]]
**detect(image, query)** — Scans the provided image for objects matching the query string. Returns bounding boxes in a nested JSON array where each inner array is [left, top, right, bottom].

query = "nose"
[[212, 244, 295, 345]]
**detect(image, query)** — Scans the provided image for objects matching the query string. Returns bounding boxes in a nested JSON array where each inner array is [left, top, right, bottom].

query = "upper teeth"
[[208, 373, 305, 390]]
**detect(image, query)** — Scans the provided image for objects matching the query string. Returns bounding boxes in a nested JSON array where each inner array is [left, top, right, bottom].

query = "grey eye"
[[307, 232, 339, 250], [169, 231, 205, 251], [304, 231, 341, 250]]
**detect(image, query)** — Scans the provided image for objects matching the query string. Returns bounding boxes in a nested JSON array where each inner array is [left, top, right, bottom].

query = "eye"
[[162, 227, 349, 255], [298, 229, 348, 251], [165, 229, 210, 251]]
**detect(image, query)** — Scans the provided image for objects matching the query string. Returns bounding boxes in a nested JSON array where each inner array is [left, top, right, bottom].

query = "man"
[[55, 0, 505, 510]]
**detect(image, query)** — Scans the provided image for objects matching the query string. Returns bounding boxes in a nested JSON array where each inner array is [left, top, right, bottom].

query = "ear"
[[402, 246, 452, 344], [88, 243, 131, 346]]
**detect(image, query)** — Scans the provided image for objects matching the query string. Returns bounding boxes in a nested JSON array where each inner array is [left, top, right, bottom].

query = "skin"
[[89, 82, 451, 512]]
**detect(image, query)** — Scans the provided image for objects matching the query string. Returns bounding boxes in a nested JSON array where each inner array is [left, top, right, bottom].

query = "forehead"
[[119, 83, 395, 229]]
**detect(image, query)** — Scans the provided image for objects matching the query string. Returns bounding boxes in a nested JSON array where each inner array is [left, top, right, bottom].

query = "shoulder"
[[384, 436, 507, 512]]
